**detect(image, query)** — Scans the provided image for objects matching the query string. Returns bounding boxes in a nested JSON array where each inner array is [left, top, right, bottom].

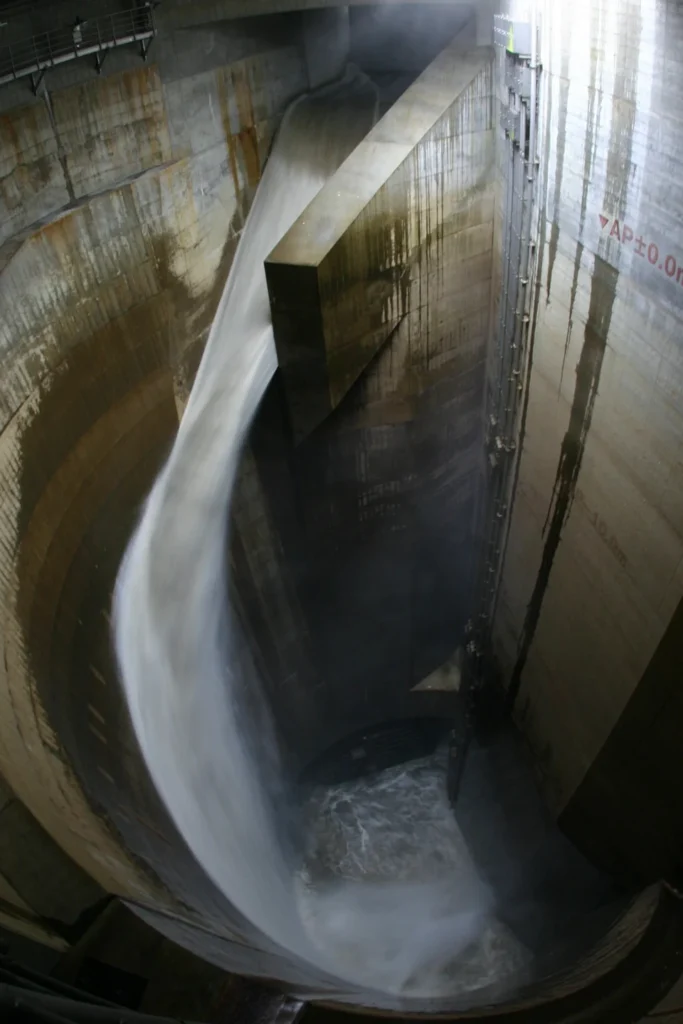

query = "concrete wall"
[[490, 0, 683, 886], [0, 43, 302, 406], [0, 15, 309, 908], [0, 772, 102, 946], [257, 42, 495, 767]]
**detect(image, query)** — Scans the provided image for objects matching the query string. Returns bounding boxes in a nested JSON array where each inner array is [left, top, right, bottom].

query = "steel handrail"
[[0, 6, 155, 86]]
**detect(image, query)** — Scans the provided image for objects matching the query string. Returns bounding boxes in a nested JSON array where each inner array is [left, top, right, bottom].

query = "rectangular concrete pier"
[[266, 39, 493, 441]]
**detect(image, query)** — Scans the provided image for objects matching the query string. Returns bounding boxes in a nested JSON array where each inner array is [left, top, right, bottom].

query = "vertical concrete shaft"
[[302, 7, 350, 90]]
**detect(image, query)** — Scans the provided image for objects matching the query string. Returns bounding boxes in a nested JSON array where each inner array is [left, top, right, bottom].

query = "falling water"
[[114, 70, 526, 1005]]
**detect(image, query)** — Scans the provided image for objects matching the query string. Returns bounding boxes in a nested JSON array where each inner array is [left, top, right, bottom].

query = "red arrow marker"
[[599, 214, 609, 230]]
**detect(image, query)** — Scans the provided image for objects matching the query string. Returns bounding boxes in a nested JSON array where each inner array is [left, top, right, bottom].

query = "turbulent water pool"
[[296, 750, 530, 998]]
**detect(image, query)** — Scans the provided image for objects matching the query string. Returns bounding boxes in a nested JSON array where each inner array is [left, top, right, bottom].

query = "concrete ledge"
[[265, 40, 493, 440], [162, 0, 475, 30]]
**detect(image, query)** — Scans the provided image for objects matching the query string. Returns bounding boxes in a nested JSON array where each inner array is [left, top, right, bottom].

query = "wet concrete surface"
[[0, 1, 682, 1015]]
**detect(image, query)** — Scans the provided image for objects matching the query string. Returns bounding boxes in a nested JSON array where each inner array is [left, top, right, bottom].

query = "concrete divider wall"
[[252, 42, 495, 765], [267, 45, 493, 438]]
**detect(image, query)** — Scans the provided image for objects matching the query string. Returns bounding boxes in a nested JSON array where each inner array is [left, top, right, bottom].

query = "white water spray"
[[114, 70, 524, 1004]]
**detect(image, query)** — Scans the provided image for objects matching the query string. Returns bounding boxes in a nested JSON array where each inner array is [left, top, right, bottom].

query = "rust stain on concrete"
[[228, 129, 262, 190], [216, 63, 264, 193], [0, 103, 64, 221], [230, 61, 256, 130], [50, 65, 172, 198], [216, 70, 240, 196]]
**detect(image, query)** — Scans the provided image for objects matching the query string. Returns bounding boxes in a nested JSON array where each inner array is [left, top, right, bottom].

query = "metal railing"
[[0, 6, 156, 89]]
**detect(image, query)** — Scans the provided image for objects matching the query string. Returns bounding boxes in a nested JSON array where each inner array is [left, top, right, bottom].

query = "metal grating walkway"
[[0, 6, 156, 90]]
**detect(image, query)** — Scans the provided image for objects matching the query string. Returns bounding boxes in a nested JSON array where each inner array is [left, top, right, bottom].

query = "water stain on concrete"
[[507, 0, 641, 713], [216, 63, 264, 194], [558, 4, 603, 394], [508, 255, 619, 709], [545, 14, 572, 305]]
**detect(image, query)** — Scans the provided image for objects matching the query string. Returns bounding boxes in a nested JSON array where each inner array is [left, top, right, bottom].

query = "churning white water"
[[114, 70, 524, 1005], [297, 749, 529, 999]]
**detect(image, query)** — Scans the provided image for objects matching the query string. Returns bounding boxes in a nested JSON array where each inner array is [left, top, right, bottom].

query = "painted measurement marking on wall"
[[576, 487, 628, 569], [599, 214, 683, 288]]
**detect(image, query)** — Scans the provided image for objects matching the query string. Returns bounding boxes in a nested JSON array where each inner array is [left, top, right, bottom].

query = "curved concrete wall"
[[0, 17, 309, 906], [491, 0, 683, 887]]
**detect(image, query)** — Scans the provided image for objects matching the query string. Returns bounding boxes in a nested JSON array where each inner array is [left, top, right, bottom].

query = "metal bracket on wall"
[[29, 69, 45, 95]]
